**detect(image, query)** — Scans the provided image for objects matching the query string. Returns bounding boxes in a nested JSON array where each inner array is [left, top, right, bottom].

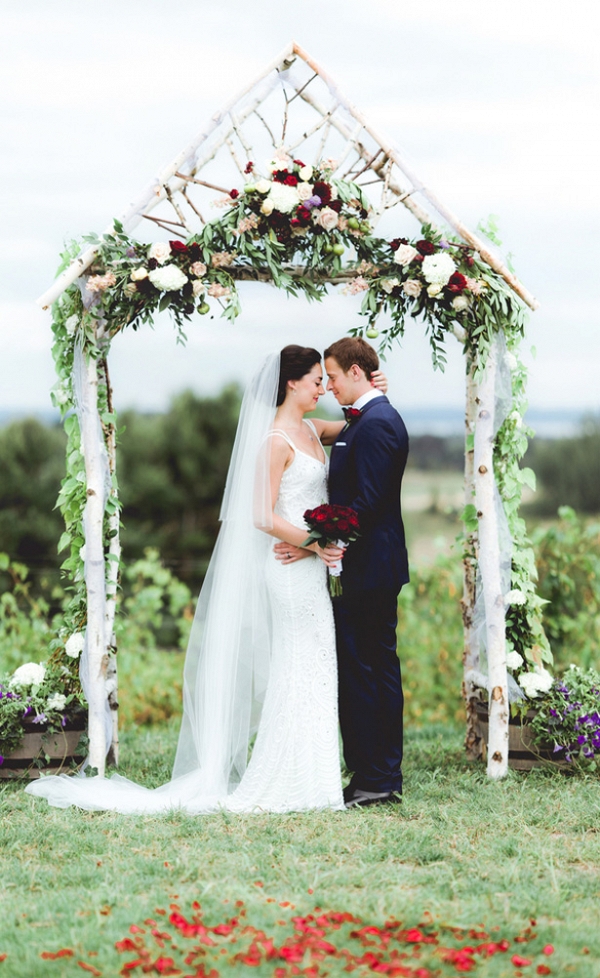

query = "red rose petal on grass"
[[512, 954, 532, 967], [542, 945, 554, 955], [0, 955, 6, 963], [536, 967, 552, 976], [77, 963, 102, 976], [40, 949, 75, 959]]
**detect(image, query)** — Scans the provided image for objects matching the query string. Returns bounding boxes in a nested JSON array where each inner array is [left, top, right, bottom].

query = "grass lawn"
[[1, 723, 599, 977]]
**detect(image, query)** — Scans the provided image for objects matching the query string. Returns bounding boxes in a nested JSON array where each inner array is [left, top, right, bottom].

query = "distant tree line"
[[0, 394, 598, 597]]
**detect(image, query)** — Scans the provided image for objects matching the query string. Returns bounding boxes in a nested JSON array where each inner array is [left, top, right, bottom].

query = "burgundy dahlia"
[[447, 272, 468, 293], [416, 239, 436, 256]]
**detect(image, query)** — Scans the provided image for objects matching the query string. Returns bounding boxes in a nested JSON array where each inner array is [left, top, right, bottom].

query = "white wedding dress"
[[26, 420, 343, 815]]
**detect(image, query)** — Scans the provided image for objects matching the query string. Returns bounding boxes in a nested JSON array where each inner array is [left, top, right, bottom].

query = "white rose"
[[393, 244, 419, 267], [148, 242, 171, 265], [298, 165, 313, 181], [402, 279, 422, 298], [255, 178, 271, 194], [452, 294, 470, 312], [506, 651, 524, 670], [267, 182, 300, 214], [46, 692, 67, 712], [130, 267, 149, 281], [65, 632, 85, 658], [64, 314, 79, 336], [10, 662, 46, 687], [381, 278, 400, 294], [148, 265, 189, 291], [190, 262, 207, 277], [422, 252, 456, 286], [315, 206, 339, 231], [427, 283, 443, 297], [297, 182, 313, 201], [260, 199, 274, 216], [505, 589, 527, 606], [192, 279, 205, 297]]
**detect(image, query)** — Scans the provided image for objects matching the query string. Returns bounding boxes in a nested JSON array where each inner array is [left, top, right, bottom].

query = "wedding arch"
[[37, 42, 550, 780]]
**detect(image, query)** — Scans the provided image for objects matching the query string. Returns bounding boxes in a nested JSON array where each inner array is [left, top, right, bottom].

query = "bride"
[[27, 345, 385, 814]]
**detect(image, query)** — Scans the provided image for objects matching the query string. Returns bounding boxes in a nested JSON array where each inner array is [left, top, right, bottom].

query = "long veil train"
[[26, 354, 283, 813]]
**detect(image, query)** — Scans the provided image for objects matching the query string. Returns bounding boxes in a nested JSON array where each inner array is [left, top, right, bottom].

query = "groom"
[[324, 337, 409, 808]]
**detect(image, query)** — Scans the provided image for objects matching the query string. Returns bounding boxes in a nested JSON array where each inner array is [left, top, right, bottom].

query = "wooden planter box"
[[0, 718, 87, 780], [474, 703, 565, 771]]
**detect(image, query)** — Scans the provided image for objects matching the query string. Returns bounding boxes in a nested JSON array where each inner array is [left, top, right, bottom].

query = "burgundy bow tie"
[[343, 407, 362, 424]]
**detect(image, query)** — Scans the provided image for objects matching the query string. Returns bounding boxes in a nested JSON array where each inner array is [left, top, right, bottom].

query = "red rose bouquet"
[[302, 504, 361, 597]]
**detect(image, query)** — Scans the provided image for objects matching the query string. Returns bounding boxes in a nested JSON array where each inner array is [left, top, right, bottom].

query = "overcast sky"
[[1, 0, 598, 424]]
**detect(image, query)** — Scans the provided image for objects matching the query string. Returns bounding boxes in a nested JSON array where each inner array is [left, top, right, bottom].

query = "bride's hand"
[[313, 542, 345, 568], [273, 542, 313, 564], [371, 369, 388, 394]]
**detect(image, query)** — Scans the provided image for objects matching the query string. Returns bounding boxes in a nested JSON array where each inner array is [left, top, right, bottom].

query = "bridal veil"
[[26, 352, 280, 812]]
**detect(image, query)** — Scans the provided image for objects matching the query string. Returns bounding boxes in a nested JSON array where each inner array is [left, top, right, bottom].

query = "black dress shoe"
[[344, 787, 402, 809]]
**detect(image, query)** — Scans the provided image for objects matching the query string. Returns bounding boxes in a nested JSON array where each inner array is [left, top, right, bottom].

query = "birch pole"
[[462, 354, 482, 760], [77, 346, 109, 776], [99, 354, 120, 766], [473, 344, 509, 778]]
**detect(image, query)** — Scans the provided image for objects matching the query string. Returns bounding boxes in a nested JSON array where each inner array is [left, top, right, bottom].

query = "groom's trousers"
[[333, 588, 403, 793]]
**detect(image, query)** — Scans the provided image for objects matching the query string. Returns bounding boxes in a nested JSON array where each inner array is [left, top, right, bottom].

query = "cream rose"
[[452, 294, 470, 312], [190, 261, 207, 277], [192, 279, 206, 297], [427, 283, 443, 297], [393, 244, 419, 267], [255, 178, 271, 194], [381, 278, 400, 294], [315, 206, 339, 231], [402, 279, 423, 298], [297, 182, 313, 201], [298, 165, 313, 181], [260, 199, 274, 216], [130, 267, 149, 281], [148, 241, 171, 265]]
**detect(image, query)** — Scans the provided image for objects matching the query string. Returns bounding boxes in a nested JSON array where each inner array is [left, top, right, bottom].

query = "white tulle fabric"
[[26, 356, 343, 814]]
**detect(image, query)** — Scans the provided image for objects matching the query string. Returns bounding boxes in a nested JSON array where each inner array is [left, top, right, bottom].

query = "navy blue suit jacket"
[[328, 395, 409, 595]]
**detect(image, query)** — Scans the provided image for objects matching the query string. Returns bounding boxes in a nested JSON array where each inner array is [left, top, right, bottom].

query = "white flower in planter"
[[46, 692, 67, 712], [519, 668, 553, 698], [10, 662, 46, 687], [65, 632, 85, 658], [64, 314, 79, 336], [506, 650, 524, 670], [505, 589, 527, 606]]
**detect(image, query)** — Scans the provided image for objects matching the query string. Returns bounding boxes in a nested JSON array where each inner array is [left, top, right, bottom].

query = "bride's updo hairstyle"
[[277, 345, 321, 406]]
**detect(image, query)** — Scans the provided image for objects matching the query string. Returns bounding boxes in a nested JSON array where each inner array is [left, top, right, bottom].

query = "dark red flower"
[[147, 257, 158, 270], [273, 169, 289, 183], [229, 189, 239, 199], [295, 206, 312, 227], [312, 181, 332, 205], [283, 174, 298, 187], [465, 254, 475, 267], [337, 520, 350, 533], [169, 240, 188, 253], [536, 967, 552, 976], [244, 161, 254, 174], [447, 272, 468, 293], [189, 243, 202, 261], [389, 237, 408, 251], [416, 239, 436, 255], [293, 159, 305, 167], [329, 199, 342, 213]]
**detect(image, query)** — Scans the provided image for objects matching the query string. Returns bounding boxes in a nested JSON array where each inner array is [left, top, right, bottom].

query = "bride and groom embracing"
[[27, 337, 409, 815]]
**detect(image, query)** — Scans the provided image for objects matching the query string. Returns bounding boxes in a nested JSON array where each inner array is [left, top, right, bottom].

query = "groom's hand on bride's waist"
[[273, 541, 345, 566]]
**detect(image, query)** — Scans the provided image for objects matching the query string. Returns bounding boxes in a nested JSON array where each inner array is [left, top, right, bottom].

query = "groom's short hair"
[[324, 337, 379, 380]]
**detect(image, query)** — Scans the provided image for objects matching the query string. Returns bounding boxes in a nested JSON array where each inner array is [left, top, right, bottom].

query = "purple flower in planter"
[[0, 755, 4, 765], [577, 734, 588, 745], [32, 713, 47, 724], [61, 716, 67, 727], [22, 705, 33, 718], [553, 743, 564, 754], [583, 747, 595, 758]]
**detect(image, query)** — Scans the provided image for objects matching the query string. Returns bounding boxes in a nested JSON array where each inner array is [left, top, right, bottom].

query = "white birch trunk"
[[100, 354, 120, 767], [79, 351, 109, 776], [462, 355, 482, 759], [473, 345, 509, 778]]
